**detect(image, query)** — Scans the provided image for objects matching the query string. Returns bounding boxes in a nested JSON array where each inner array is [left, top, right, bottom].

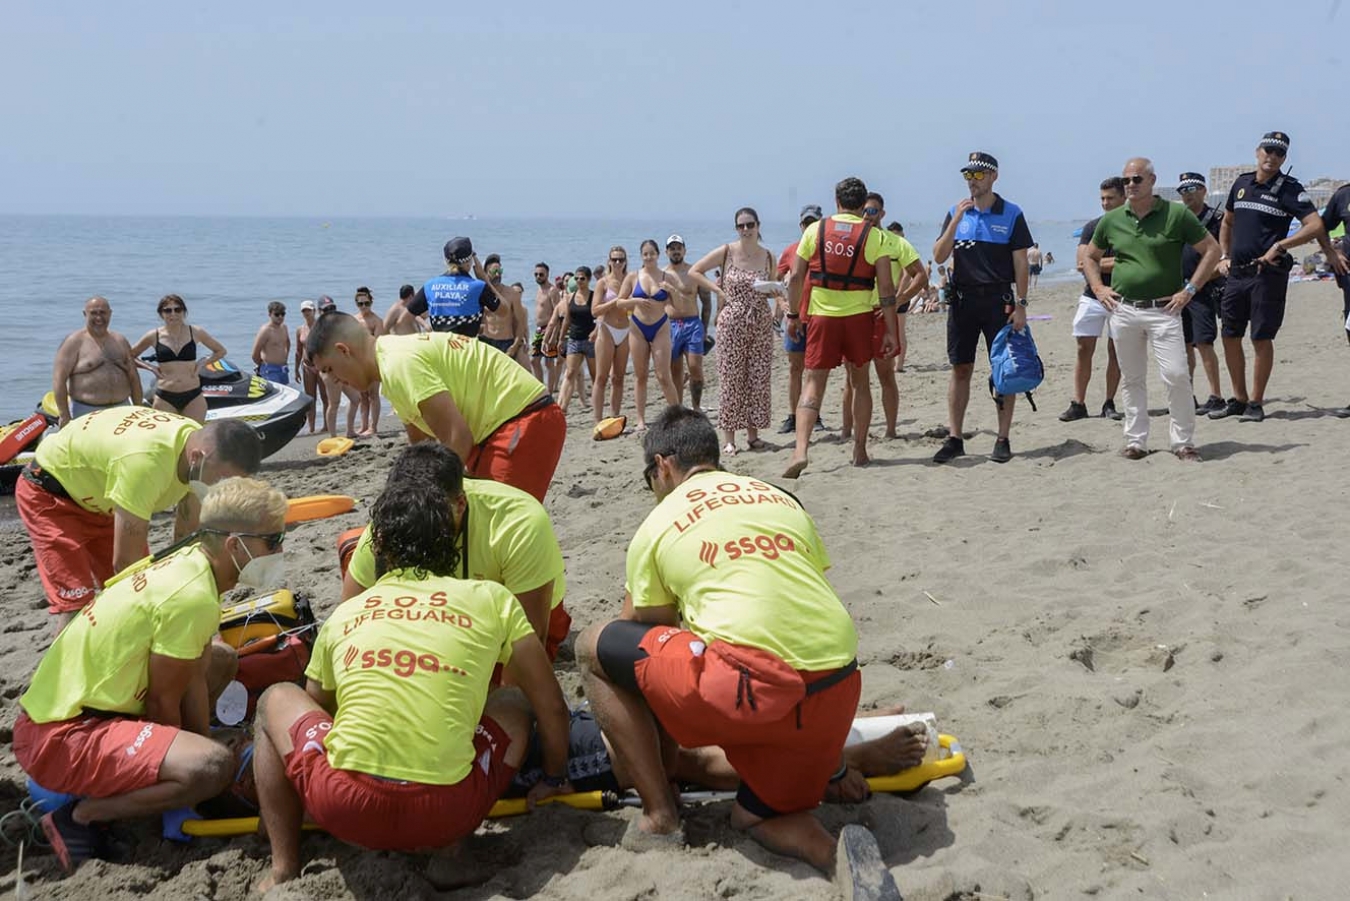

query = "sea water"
[[0, 215, 1086, 422]]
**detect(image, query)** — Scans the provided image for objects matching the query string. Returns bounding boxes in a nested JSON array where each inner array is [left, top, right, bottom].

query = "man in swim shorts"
[[1061, 177, 1125, 423], [531, 262, 562, 391], [663, 235, 709, 409], [306, 313, 565, 501], [251, 481, 572, 891], [478, 254, 529, 365], [14, 477, 287, 873], [339, 443, 571, 661], [1028, 243, 1043, 287], [251, 301, 292, 385], [16, 410, 264, 627], [576, 406, 900, 895], [51, 296, 143, 427]]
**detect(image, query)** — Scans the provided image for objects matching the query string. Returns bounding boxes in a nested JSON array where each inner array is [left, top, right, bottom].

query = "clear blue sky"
[[3, 0, 1345, 222]]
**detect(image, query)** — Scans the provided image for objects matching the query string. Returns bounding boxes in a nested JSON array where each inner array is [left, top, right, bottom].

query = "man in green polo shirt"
[[1082, 157, 1220, 461]]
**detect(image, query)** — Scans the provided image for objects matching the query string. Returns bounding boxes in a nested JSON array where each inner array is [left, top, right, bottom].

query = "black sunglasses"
[[1178, 185, 1203, 195], [610, 257, 627, 263], [643, 459, 659, 491], [1261, 146, 1287, 157], [1121, 175, 1146, 185], [736, 221, 758, 231], [356, 300, 372, 307], [160, 306, 185, 314]]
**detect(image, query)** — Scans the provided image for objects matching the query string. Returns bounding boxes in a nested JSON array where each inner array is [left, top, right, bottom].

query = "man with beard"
[[531, 262, 563, 391], [662, 235, 711, 409], [478, 254, 530, 368]]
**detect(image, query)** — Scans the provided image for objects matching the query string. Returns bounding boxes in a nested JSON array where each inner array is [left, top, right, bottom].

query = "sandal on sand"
[[722, 442, 738, 457], [620, 816, 685, 852], [834, 824, 902, 901], [746, 438, 768, 451]]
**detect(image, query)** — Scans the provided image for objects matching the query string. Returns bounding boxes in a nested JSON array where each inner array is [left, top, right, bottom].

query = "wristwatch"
[[1015, 297, 1029, 308], [1183, 282, 1198, 296]]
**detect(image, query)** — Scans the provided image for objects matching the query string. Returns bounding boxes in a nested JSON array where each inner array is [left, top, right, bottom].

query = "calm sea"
[[0, 215, 1087, 422]]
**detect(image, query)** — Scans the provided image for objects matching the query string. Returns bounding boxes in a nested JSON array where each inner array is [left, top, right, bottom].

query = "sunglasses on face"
[[356, 301, 372, 307], [1121, 175, 1146, 185], [488, 268, 502, 276], [643, 459, 658, 491], [205, 529, 286, 551], [1261, 146, 1287, 157], [160, 306, 185, 314], [611, 257, 626, 264], [863, 207, 881, 216], [962, 171, 988, 181], [1179, 186, 1203, 195], [736, 222, 758, 231]]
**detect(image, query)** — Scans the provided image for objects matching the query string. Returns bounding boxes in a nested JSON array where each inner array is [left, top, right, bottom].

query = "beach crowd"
[[12, 131, 1350, 898]]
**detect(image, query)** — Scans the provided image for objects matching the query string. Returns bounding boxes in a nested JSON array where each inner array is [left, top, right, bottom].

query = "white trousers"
[[1109, 304, 1195, 450]]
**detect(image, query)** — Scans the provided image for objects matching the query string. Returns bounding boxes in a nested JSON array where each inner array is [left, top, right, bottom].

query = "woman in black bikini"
[[545, 266, 598, 414], [128, 294, 226, 423], [617, 240, 679, 431]]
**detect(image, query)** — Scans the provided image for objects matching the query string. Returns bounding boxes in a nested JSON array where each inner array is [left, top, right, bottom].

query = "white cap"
[[300, 300, 316, 311], [665, 234, 685, 247]]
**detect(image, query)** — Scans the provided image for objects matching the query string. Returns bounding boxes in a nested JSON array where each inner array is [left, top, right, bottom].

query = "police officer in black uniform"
[[1320, 182, 1350, 417], [1177, 172, 1227, 414], [1211, 131, 1334, 422]]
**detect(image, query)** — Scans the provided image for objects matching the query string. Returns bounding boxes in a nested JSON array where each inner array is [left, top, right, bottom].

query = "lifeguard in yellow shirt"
[[305, 313, 565, 501]]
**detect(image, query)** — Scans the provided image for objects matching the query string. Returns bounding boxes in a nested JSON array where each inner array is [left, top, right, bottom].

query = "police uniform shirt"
[[1079, 215, 1114, 292], [1321, 184, 1350, 256], [1182, 204, 1224, 283], [941, 195, 1034, 290], [1224, 172, 1316, 265], [406, 274, 498, 336]]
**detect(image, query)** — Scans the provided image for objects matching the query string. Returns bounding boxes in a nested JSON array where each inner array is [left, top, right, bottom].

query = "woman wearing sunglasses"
[[546, 266, 598, 415], [616, 240, 680, 431], [688, 208, 776, 454], [129, 295, 227, 424], [590, 246, 632, 422]]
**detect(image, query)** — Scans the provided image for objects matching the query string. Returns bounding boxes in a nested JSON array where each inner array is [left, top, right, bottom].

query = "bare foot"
[[884, 430, 898, 440], [782, 455, 808, 479], [357, 428, 376, 438], [847, 723, 928, 776], [851, 448, 870, 467], [255, 868, 298, 894]]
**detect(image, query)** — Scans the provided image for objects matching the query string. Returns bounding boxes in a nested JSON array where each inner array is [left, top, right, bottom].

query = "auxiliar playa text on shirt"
[[671, 478, 800, 534]]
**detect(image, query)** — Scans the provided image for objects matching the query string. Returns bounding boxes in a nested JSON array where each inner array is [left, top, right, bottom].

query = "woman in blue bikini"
[[128, 294, 227, 423], [589, 247, 632, 423], [617, 240, 679, 431]]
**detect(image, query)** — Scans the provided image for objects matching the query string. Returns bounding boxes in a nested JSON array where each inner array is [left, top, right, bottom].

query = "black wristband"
[[785, 312, 800, 319], [828, 762, 849, 783], [542, 772, 568, 788]]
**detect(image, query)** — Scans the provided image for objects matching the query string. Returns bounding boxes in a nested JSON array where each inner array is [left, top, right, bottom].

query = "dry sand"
[[2, 278, 1348, 900]]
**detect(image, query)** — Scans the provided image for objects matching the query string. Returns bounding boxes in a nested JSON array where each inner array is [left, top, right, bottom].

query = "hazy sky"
[[3, 0, 1346, 222]]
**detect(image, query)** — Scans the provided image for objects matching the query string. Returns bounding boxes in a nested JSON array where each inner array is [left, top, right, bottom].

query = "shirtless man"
[[52, 296, 143, 427], [478, 255, 529, 368], [352, 288, 384, 437], [251, 302, 291, 385], [382, 284, 421, 336], [1027, 243, 1043, 288], [294, 300, 325, 434], [662, 235, 710, 409], [531, 262, 562, 392]]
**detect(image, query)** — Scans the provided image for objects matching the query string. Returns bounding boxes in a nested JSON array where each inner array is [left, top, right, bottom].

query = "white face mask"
[[189, 452, 211, 502], [234, 540, 286, 590]]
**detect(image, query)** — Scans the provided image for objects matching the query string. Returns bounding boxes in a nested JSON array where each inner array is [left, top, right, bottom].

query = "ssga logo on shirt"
[[125, 724, 155, 757]]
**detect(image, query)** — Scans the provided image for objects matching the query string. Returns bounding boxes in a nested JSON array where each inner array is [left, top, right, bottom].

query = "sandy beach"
[[2, 277, 1348, 900]]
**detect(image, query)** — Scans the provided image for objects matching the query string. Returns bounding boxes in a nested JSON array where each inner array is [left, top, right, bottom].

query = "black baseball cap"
[[799, 204, 823, 224], [1259, 131, 1290, 152], [443, 236, 473, 262], [961, 151, 999, 173], [317, 295, 336, 312], [1177, 172, 1206, 191]]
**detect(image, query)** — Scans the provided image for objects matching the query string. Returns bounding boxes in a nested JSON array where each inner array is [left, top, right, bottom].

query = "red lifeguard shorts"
[[633, 627, 860, 815], [15, 477, 134, 615], [13, 711, 178, 797], [469, 401, 566, 503], [284, 710, 516, 851], [805, 312, 875, 371]]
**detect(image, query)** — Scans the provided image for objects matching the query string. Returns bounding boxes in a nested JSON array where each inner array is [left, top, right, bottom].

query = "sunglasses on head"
[[1120, 175, 1146, 185], [736, 221, 758, 231], [962, 170, 989, 181]]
